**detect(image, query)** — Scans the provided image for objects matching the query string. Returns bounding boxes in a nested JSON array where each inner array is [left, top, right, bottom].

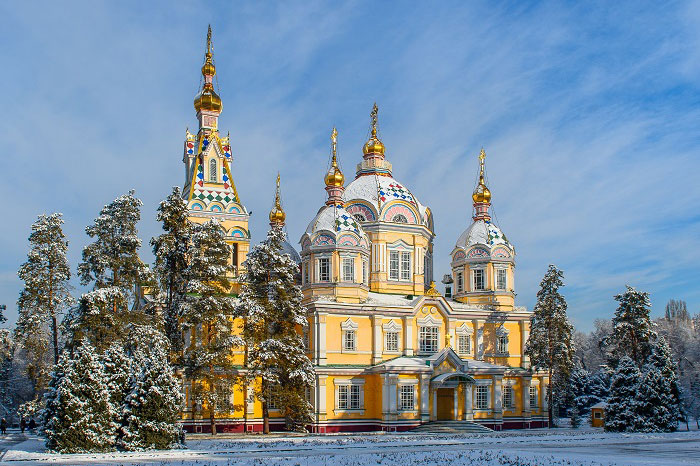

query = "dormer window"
[[209, 159, 217, 182], [392, 214, 408, 223]]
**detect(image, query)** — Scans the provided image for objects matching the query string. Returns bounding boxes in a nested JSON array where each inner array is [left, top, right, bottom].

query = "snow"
[[455, 219, 511, 251], [4, 428, 700, 465]]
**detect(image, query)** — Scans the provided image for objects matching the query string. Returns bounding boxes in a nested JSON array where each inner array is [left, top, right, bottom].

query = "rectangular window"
[[216, 386, 231, 412], [343, 330, 356, 351], [303, 261, 309, 284], [389, 251, 400, 280], [303, 325, 310, 351], [385, 331, 399, 352], [475, 386, 488, 410], [530, 387, 538, 408], [473, 269, 485, 291], [231, 243, 238, 274], [342, 257, 354, 282], [496, 268, 507, 291], [318, 258, 330, 282], [458, 334, 471, 354], [594, 412, 602, 419], [497, 336, 508, 354], [419, 326, 439, 353], [266, 387, 280, 410], [503, 386, 513, 409], [400, 252, 411, 281], [399, 385, 415, 411], [362, 260, 368, 284], [338, 385, 362, 409], [456, 272, 463, 292]]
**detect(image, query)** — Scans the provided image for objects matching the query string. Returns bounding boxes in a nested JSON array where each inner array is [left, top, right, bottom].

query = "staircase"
[[410, 420, 492, 434]]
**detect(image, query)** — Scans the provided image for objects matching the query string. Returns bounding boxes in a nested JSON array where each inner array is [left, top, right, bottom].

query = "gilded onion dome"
[[362, 103, 385, 155], [472, 148, 491, 203], [269, 173, 286, 225], [325, 127, 345, 188], [194, 26, 223, 113]]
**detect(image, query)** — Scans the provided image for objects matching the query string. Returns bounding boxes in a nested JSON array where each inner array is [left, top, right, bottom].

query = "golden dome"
[[325, 127, 345, 187], [269, 173, 286, 225], [194, 83, 223, 113], [202, 52, 216, 76], [363, 103, 385, 155], [472, 148, 491, 203]]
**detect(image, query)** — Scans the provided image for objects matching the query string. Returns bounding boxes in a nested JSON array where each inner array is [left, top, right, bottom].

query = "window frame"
[[496, 268, 507, 291], [398, 384, 415, 411], [336, 383, 363, 410], [343, 329, 356, 352], [529, 386, 538, 408], [342, 257, 355, 283], [472, 268, 485, 291], [457, 333, 471, 355], [389, 250, 400, 280], [503, 386, 513, 410], [475, 386, 489, 410], [317, 257, 330, 282], [497, 335, 509, 354], [385, 331, 399, 352], [418, 326, 439, 354], [456, 271, 463, 292], [400, 251, 411, 281], [209, 158, 218, 182]]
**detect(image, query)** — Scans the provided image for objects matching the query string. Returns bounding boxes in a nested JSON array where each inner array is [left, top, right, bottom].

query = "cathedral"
[[178, 28, 549, 433]]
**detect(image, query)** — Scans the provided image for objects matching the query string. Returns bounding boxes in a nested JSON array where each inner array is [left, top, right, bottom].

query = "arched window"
[[392, 214, 408, 223], [209, 159, 217, 182], [353, 213, 366, 222]]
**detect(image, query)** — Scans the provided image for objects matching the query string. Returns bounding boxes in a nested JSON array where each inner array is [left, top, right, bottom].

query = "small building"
[[591, 402, 607, 427]]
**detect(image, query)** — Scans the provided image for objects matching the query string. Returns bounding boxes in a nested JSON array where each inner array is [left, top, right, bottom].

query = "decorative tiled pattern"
[[377, 179, 415, 206], [313, 234, 335, 246], [453, 250, 466, 261], [346, 203, 376, 222], [192, 188, 238, 205], [492, 247, 511, 258], [337, 234, 359, 246], [382, 203, 418, 224], [335, 213, 361, 233], [485, 220, 509, 246], [467, 247, 489, 259]]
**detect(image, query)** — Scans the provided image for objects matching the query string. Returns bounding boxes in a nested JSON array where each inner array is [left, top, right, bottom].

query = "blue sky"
[[0, 1, 698, 331]]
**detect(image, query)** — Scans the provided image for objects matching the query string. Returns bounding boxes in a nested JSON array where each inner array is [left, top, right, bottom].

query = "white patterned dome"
[[301, 204, 369, 252]]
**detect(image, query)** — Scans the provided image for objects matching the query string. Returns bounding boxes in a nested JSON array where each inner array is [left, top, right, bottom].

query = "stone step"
[[410, 420, 492, 434]]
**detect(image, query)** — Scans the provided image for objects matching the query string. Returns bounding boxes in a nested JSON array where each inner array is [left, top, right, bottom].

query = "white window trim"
[[334, 379, 365, 413], [341, 256, 355, 283], [471, 266, 486, 291], [397, 383, 417, 412], [416, 315, 441, 327], [316, 256, 331, 283], [495, 266, 508, 291], [341, 318, 359, 353]]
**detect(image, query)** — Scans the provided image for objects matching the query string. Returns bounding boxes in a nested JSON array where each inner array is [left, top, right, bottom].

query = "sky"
[[0, 1, 698, 332]]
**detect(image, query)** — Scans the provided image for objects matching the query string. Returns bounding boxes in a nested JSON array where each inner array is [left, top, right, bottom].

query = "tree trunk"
[[262, 377, 270, 434], [210, 381, 217, 436], [51, 314, 59, 365]]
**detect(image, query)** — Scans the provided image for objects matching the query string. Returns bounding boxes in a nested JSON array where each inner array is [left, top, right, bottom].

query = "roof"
[[280, 238, 301, 264], [591, 402, 608, 409], [344, 174, 429, 225], [304, 204, 367, 238], [455, 219, 511, 250]]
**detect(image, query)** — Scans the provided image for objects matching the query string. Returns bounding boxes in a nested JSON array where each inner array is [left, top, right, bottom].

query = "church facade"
[[179, 28, 549, 433]]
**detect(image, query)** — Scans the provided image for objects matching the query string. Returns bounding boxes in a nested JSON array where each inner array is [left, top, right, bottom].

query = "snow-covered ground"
[[2, 427, 700, 466]]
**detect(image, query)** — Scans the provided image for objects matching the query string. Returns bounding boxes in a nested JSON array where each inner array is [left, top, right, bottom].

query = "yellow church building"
[[178, 28, 549, 433]]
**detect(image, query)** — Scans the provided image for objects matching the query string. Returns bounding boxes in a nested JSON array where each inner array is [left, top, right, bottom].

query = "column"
[[403, 316, 414, 356], [473, 319, 484, 360], [522, 376, 531, 418], [464, 384, 473, 420], [432, 387, 437, 421], [420, 374, 430, 423], [372, 315, 384, 365], [389, 375, 398, 417], [246, 386, 255, 415], [520, 320, 530, 369], [453, 388, 458, 420], [381, 374, 390, 418], [315, 311, 327, 365], [493, 375, 503, 421], [317, 375, 327, 422], [448, 320, 456, 351]]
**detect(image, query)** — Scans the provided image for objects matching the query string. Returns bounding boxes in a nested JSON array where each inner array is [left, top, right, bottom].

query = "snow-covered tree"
[[151, 187, 191, 355], [525, 265, 575, 428], [44, 341, 117, 453], [69, 191, 152, 351], [569, 365, 601, 423], [606, 286, 656, 368], [635, 337, 680, 432], [605, 356, 642, 432], [16, 213, 74, 392], [180, 219, 238, 435], [235, 225, 314, 434], [119, 326, 183, 450]]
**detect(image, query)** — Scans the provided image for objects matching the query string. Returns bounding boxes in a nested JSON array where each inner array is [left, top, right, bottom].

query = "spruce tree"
[[235, 226, 314, 434], [606, 286, 656, 368], [119, 326, 183, 450], [635, 337, 680, 432], [69, 191, 152, 350], [525, 265, 575, 428], [151, 187, 191, 355], [16, 213, 74, 392], [605, 356, 642, 432], [44, 341, 117, 453], [180, 219, 238, 435]]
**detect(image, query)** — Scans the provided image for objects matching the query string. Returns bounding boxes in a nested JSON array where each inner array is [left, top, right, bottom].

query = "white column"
[[317, 375, 327, 420], [315, 311, 327, 365], [520, 320, 530, 369], [246, 386, 254, 415], [522, 376, 531, 416], [403, 316, 414, 356], [372, 314, 384, 365], [473, 319, 484, 360], [493, 375, 503, 420], [420, 374, 430, 423], [432, 387, 437, 421], [389, 375, 398, 416], [381, 374, 390, 417], [464, 384, 473, 420], [453, 388, 458, 420]]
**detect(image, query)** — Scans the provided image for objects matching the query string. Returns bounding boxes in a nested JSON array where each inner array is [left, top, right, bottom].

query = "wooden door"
[[437, 388, 454, 420]]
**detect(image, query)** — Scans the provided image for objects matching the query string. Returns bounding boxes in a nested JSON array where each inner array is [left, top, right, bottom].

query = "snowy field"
[[1, 427, 700, 466]]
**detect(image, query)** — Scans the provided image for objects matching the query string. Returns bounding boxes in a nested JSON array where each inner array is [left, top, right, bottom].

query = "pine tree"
[[119, 326, 183, 450], [235, 226, 314, 434], [180, 219, 238, 436], [635, 337, 680, 432], [605, 356, 642, 432], [569, 366, 598, 424], [151, 187, 191, 355], [525, 265, 575, 428], [69, 191, 152, 351], [43, 341, 117, 453], [606, 286, 656, 368], [16, 213, 74, 393]]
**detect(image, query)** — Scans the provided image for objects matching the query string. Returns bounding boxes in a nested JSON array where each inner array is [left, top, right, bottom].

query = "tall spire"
[[362, 103, 386, 158], [194, 25, 222, 131], [357, 103, 392, 177], [269, 173, 286, 227], [325, 127, 345, 205], [472, 148, 492, 221]]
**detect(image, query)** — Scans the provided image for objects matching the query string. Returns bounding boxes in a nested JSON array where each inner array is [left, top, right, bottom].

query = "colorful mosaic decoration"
[[335, 213, 361, 233], [467, 247, 490, 259], [313, 234, 336, 246], [453, 250, 466, 261], [492, 247, 511, 258], [377, 179, 416, 206], [192, 188, 238, 205], [337, 234, 360, 246], [382, 203, 418, 224], [485, 220, 509, 246], [346, 203, 376, 222]]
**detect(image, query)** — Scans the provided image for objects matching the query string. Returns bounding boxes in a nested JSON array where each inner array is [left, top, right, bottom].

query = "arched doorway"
[[431, 373, 474, 421]]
